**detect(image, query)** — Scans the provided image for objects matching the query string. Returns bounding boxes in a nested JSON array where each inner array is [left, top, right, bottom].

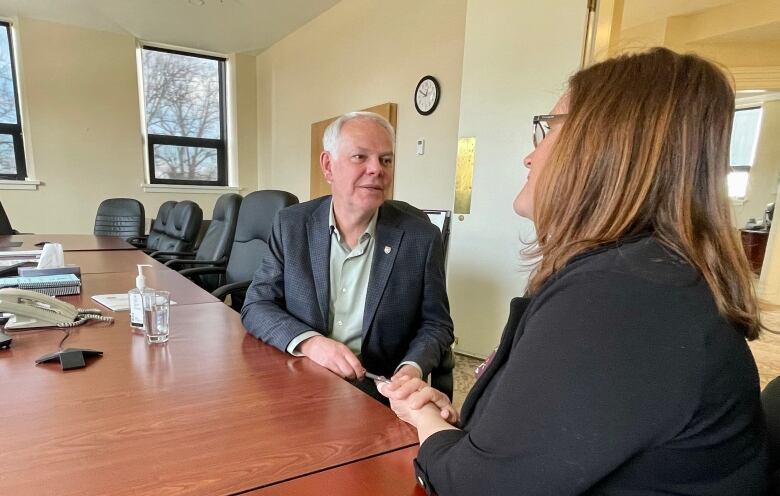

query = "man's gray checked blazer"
[[240, 196, 454, 378]]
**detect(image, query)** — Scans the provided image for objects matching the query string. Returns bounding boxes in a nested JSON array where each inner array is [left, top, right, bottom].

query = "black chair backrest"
[[191, 194, 242, 291], [94, 198, 145, 239], [763, 375, 780, 475], [385, 200, 454, 399], [146, 201, 177, 251], [196, 194, 242, 262], [155, 201, 203, 253], [0, 202, 15, 235], [386, 199, 428, 221], [423, 209, 452, 264], [225, 190, 298, 305], [387, 200, 452, 265]]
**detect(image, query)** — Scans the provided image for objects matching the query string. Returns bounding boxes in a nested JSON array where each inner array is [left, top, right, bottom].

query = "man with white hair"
[[241, 112, 453, 402]]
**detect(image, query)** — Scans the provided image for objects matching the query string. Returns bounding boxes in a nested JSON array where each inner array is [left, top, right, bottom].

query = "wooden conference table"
[[0, 235, 423, 495], [0, 233, 138, 251]]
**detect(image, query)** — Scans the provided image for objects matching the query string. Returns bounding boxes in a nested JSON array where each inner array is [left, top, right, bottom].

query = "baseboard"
[[453, 349, 487, 361]]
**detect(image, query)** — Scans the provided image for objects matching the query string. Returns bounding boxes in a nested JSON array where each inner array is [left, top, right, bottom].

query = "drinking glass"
[[146, 290, 170, 344]]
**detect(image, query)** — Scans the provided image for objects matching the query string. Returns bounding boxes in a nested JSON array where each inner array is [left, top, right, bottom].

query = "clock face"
[[415, 76, 440, 115]]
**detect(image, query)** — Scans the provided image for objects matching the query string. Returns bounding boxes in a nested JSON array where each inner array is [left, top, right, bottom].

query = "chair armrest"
[[165, 257, 225, 268], [178, 266, 226, 279], [126, 235, 147, 245], [211, 280, 251, 302], [150, 250, 197, 258]]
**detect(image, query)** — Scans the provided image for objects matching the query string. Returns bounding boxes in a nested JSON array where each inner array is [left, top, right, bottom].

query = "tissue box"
[[18, 266, 81, 277]]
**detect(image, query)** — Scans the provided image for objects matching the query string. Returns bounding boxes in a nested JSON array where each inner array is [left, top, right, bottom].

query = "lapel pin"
[[384, 246, 392, 254]]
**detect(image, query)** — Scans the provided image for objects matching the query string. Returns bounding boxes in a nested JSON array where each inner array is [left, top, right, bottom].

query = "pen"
[[365, 371, 391, 383]]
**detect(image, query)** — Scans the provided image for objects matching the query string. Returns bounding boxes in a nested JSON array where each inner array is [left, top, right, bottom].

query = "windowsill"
[[731, 198, 747, 206], [141, 183, 241, 194], [0, 179, 40, 190]]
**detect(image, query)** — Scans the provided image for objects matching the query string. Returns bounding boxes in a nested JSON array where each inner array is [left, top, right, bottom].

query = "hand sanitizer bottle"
[[129, 264, 154, 332]]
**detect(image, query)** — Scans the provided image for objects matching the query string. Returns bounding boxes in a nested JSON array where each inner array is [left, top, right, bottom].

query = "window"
[[728, 107, 762, 199], [0, 21, 26, 180], [141, 46, 227, 186]]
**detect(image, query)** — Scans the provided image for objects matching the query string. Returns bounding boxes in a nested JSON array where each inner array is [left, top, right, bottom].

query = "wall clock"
[[414, 75, 440, 115]]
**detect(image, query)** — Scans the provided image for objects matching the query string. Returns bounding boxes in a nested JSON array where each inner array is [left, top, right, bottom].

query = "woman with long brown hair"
[[378, 48, 768, 495]]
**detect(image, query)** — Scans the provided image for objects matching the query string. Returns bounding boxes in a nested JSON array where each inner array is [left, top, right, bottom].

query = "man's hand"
[[299, 335, 365, 380], [392, 364, 422, 381]]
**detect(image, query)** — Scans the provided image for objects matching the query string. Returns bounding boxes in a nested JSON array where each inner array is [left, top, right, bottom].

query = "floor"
[[452, 354, 481, 411], [451, 315, 780, 411], [749, 313, 780, 389]]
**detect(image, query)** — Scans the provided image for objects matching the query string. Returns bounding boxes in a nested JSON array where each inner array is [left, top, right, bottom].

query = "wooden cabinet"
[[740, 229, 770, 274]]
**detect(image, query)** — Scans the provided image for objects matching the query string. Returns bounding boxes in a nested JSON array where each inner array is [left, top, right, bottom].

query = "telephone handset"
[[0, 288, 113, 329]]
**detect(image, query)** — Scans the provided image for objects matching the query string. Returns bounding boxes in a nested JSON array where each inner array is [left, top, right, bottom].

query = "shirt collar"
[[328, 198, 379, 243]]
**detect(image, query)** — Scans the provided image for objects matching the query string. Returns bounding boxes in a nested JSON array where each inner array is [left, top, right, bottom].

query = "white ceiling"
[[0, 0, 342, 54]]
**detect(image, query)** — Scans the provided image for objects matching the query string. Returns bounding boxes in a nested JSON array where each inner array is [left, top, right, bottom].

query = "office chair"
[[179, 190, 298, 311], [763, 375, 780, 491], [127, 201, 177, 250], [386, 200, 455, 400], [163, 193, 243, 292], [423, 209, 452, 266], [147, 201, 203, 260], [0, 202, 19, 235], [93, 198, 145, 240]]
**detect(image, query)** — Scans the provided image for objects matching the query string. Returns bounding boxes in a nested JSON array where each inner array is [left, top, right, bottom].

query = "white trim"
[[140, 40, 228, 60], [0, 179, 39, 190], [225, 53, 238, 187], [736, 92, 780, 107], [731, 66, 780, 91], [135, 41, 150, 184], [2, 17, 37, 181], [141, 183, 241, 194]]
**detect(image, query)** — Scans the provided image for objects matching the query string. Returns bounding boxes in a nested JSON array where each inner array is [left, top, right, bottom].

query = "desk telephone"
[[0, 288, 113, 329]]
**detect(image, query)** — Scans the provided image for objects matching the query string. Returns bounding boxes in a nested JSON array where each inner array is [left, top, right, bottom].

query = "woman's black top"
[[416, 235, 767, 495]]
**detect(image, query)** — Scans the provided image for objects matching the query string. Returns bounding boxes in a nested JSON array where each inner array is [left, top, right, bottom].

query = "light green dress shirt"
[[286, 201, 376, 355]]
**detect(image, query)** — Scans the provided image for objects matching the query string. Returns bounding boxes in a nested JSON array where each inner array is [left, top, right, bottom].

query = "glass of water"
[[146, 290, 170, 344]]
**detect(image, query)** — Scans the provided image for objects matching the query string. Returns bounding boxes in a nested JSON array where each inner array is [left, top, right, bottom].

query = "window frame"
[[0, 20, 27, 181], [727, 105, 764, 200], [141, 45, 227, 187], [730, 105, 762, 169]]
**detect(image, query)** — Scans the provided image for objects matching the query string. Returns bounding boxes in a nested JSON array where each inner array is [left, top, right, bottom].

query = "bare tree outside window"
[[0, 22, 25, 180], [141, 47, 226, 185]]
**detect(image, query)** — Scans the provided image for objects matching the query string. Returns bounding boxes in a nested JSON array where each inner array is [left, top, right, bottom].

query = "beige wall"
[[255, 0, 586, 357], [755, 101, 780, 301], [0, 17, 258, 234], [255, 0, 467, 209], [448, 0, 586, 357]]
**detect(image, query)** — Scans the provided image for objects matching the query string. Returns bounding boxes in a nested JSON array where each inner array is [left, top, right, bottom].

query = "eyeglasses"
[[532, 114, 567, 148]]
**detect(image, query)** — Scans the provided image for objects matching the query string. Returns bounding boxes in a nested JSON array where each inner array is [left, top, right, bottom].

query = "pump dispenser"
[[129, 264, 154, 331]]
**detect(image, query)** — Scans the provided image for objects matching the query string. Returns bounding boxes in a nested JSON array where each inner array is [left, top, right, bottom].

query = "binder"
[[17, 274, 81, 296], [30, 286, 81, 297], [18, 274, 81, 288]]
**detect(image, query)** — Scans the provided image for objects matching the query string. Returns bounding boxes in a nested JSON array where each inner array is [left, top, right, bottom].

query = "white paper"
[[0, 259, 40, 267], [92, 293, 177, 312], [0, 250, 42, 258]]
